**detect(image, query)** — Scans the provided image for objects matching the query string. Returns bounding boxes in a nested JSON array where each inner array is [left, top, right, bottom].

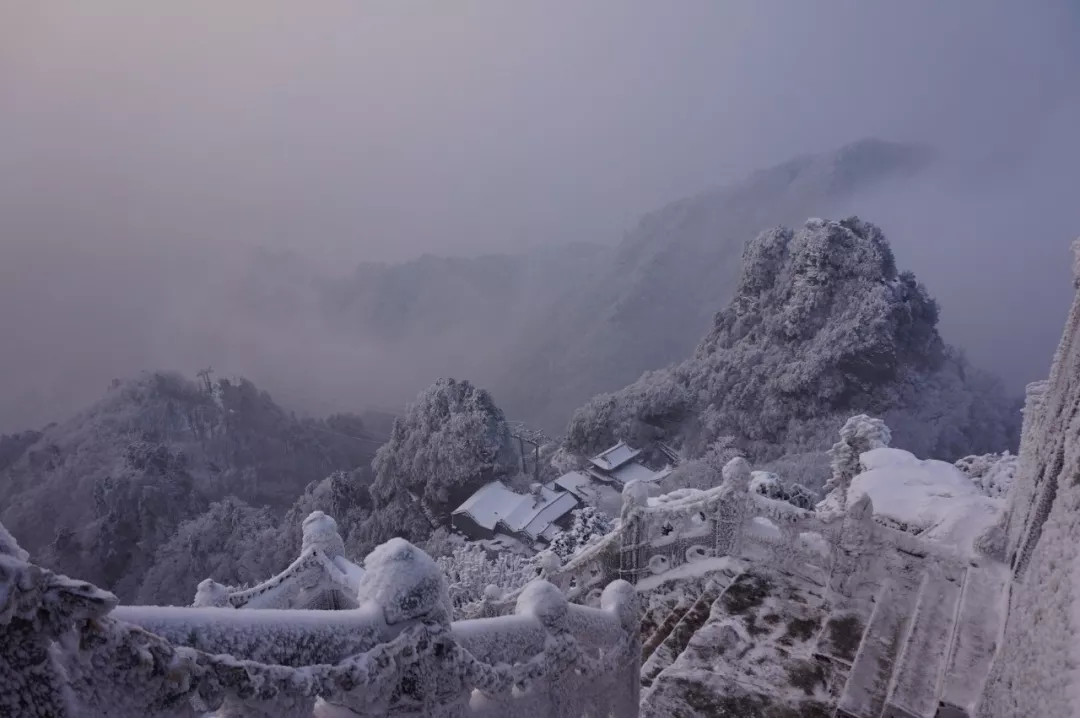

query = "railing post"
[[602, 580, 642, 717], [302, 510, 345, 559], [620, 480, 649, 584], [318, 538, 464, 718], [718, 457, 752, 558], [829, 494, 876, 602], [537, 549, 564, 590], [193, 578, 231, 607], [516, 580, 576, 717]]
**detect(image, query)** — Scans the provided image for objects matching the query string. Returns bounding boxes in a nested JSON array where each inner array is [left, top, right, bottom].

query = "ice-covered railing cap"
[[0, 553, 117, 636], [193, 578, 230, 608], [722, 456, 752, 491], [622, 478, 650, 508], [515, 579, 568, 628], [600, 579, 639, 631], [356, 537, 451, 626], [536, 549, 562, 578], [302, 510, 345, 560]]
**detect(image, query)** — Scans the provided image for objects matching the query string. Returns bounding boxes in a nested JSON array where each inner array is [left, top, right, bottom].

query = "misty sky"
[[3, 1, 1076, 260], [1, 1, 1079, 429]]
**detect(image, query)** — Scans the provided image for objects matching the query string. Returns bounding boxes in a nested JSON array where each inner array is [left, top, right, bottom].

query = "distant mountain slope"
[[494, 139, 934, 431], [564, 217, 1020, 486], [306, 241, 608, 412], [0, 372, 377, 601]]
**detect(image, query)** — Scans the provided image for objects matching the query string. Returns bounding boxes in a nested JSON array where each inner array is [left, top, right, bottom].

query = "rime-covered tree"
[[565, 217, 1019, 488], [137, 497, 280, 606], [817, 415, 891, 513], [435, 543, 537, 616], [366, 378, 518, 549], [0, 371, 376, 602], [547, 506, 613, 560], [271, 469, 374, 567], [954, 452, 1017, 498]]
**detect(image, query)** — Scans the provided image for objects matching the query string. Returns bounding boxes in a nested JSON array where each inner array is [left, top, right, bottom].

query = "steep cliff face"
[[980, 244, 1080, 717], [565, 218, 1019, 483]]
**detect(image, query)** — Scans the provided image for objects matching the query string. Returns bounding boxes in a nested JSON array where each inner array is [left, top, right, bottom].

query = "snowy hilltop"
[[495, 140, 935, 432], [0, 372, 379, 604], [565, 217, 1019, 488]]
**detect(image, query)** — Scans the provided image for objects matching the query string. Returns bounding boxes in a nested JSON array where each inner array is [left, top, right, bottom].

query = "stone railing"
[[549, 456, 972, 604], [0, 531, 640, 718], [193, 512, 365, 610], [457, 530, 623, 620]]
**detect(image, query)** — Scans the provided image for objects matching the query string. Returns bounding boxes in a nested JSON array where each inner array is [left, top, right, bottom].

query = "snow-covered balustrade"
[[738, 493, 842, 585], [193, 511, 366, 610], [615, 458, 969, 600], [8, 531, 641, 717], [616, 460, 842, 587], [544, 529, 622, 602], [457, 532, 624, 619]]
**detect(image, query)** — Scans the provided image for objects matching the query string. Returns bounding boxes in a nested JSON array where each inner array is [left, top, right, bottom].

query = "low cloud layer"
[[1, 1, 1077, 431]]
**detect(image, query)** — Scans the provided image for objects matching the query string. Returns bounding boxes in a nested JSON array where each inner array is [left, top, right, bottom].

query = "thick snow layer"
[[356, 537, 451, 625], [332, 556, 366, 593], [553, 470, 593, 498], [589, 441, 641, 471], [847, 448, 1004, 556], [452, 481, 523, 531], [453, 481, 579, 540], [611, 460, 669, 485]]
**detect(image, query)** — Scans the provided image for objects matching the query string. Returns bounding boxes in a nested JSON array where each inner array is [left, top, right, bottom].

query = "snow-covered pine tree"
[[361, 378, 519, 551], [137, 497, 280, 606], [817, 414, 891, 513], [435, 543, 537, 615], [547, 506, 614, 560]]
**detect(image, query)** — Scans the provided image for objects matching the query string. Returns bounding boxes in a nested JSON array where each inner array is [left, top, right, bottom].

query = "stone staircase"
[[836, 564, 1007, 718], [635, 562, 1007, 718], [639, 565, 741, 689]]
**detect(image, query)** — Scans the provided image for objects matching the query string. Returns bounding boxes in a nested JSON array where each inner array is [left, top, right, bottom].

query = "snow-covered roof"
[[523, 493, 579, 539], [504, 486, 580, 540], [453, 481, 579, 540], [589, 441, 641, 472], [451, 481, 523, 531], [540, 523, 562, 542], [610, 461, 671, 486], [553, 471, 594, 498]]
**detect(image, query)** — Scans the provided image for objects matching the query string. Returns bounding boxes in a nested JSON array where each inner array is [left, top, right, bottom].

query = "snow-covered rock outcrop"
[[979, 244, 1080, 717], [846, 447, 1004, 558], [564, 217, 1020, 487]]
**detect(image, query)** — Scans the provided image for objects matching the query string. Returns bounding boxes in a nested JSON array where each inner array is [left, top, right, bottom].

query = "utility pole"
[[197, 367, 214, 394], [509, 422, 552, 484]]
